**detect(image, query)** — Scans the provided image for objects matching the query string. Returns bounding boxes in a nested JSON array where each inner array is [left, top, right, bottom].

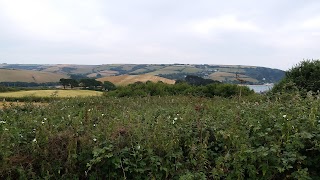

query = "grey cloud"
[[0, 0, 320, 70]]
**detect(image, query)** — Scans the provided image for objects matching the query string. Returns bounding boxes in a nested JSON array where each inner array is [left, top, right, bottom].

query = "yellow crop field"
[[97, 74, 175, 85], [0, 90, 103, 98]]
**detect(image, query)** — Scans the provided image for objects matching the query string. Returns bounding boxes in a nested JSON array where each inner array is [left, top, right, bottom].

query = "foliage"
[[0, 82, 59, 88], [59, 78, 78, 89], [245, 67, 285, 84], [273, 59, 320, 93], [0, 85, 17, 92], [184, 75, 221, 86], [102, 81, 116, 91], [106, 81, 253, 98], [1, 93, 320, 179], [79, 79, 102, 89]]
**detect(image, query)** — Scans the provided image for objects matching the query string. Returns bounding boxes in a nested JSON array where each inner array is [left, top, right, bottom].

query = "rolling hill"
[[97, 74, 175, 86], [0, 63, 285, 84], [0, 69, 68, 83]]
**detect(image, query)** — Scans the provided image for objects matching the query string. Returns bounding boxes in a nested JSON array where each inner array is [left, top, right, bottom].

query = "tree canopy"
[[273, 59, 320, 93]]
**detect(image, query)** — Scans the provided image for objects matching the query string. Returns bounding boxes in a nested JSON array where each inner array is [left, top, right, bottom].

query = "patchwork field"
[[209, 72, 259, 83]]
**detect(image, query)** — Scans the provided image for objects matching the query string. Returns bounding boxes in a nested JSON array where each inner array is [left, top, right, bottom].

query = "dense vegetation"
[[2, 60, 320, 179], [273, 60, 320, 93], [106, 81, 253, 98], [1, 93, 320, 179], [0, 82, 59, 88]]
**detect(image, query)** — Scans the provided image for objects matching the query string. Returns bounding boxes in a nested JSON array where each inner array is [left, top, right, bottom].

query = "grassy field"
[[0, 90, 103, 98], [97, 74, 175, 85]]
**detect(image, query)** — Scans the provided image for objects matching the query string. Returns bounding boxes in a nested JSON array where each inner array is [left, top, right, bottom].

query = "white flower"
[[136, 145, 141, 150], [0, 121, 6, 124], [174, 117, 178, 120], [68, 115, 71, 118], [93, 124, 96, 127], [101, 114, 105, 116], [4, 128, 9, 131], [41, 121, 45, 124], [43, 118, 47, 120], [172, 120, 176, 124], [283, 115, 287, 118], [93, 138, 97, 142], [32, 138, 37, 143], [88, 109, 91, 112]]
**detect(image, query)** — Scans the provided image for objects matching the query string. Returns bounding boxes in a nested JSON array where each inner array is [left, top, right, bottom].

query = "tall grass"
[[1, 94, 320, 179]]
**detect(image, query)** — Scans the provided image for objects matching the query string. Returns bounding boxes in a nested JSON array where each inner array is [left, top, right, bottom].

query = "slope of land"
[[209, 72, 259, 83], [0, 69, 68, 83], [0, 64, 285, 84], [97, 74, 175, 85]]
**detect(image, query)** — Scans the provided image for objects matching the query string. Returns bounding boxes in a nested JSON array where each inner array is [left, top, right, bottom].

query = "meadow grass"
[[0, 89, 103, 98], [1, 94, 320, 179]]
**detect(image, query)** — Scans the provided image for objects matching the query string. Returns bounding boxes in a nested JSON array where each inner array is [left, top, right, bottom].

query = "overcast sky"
[[0, 0, 320, 70]]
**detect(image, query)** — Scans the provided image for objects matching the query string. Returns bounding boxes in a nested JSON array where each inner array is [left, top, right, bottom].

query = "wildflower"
[[174, 117, 178, 120], [88, 109, 91, 112], [41, 121, 45, 124], [68, 115, 71, 118], [283, 115, 287, 118], [0, 121, 6, 124], [4, 128, 9, 131], [93, 138, 97, 142], [43, 118, 47, 121], [136, 145, 141, 150], [20, 134, 23, 138], [102, 114, 105, 116], [32, 138, 37, 143]]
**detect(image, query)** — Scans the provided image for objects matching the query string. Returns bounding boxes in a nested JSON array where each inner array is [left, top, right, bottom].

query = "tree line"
[[106, 81, 253, 98], [59, 78, 116, 91]]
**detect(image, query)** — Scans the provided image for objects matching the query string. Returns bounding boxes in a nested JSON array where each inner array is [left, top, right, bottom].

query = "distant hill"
[[97, 74, 175, 86], [0, 68, 68, 83], [0, 64, 285, 84]]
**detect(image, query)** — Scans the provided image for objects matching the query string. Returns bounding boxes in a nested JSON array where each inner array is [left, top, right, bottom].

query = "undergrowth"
[[1, 94, 320, 179]]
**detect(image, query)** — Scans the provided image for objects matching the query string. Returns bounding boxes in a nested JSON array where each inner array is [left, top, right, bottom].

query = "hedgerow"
[[106, 81, 254, 98]]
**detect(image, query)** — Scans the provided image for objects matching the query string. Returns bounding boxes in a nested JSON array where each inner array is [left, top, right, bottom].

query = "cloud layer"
[[1, 0, 320, 70]]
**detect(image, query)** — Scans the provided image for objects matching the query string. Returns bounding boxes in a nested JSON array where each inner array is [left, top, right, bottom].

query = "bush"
[[273, 59, 320, 93], [106, 81, 254, 98]]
